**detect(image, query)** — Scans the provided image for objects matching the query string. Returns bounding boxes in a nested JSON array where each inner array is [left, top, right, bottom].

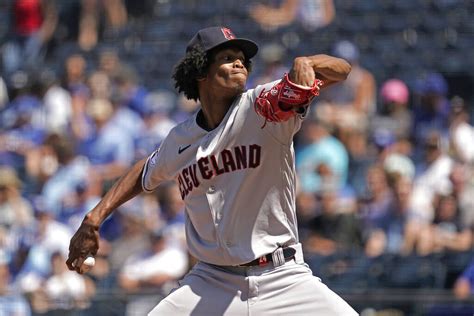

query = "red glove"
[[254, 73, 323, 127]]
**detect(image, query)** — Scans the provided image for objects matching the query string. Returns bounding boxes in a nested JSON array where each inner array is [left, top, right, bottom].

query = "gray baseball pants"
[[147, 253, 358, 315]]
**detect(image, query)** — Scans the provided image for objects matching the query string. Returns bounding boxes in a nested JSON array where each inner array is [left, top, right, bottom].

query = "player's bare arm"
[[289, 54, 351, 88], [66, 158, 147, 274], [254, 54, 350, 124]]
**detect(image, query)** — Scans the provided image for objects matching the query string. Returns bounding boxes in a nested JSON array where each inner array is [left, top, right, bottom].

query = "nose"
[[234, 59, 244, 68]]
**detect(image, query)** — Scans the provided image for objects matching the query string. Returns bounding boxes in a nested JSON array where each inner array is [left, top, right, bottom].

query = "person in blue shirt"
[[296, 117, 349, 193], [0, 250, 31, 316]]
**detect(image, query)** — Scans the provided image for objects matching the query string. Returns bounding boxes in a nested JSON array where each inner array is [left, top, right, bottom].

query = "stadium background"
[[0, 0, 473, 315]]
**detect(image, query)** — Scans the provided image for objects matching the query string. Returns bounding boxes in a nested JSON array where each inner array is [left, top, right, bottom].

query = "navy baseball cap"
[[186, 26, 258, 59]]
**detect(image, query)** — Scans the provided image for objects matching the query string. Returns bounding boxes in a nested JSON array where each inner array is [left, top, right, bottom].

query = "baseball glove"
[[254, 73, 323, 127]]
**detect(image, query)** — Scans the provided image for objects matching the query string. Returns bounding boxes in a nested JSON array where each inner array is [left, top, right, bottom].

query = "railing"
[[25, 289, 473, 316]]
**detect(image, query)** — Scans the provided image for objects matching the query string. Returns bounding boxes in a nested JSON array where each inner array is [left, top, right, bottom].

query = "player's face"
[[205, 47, 248, 96]]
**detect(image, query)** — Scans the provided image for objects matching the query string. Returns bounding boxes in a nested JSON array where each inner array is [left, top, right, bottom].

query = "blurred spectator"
[[304, 186, 363, 256], [76, 98, 134, 182], [249, 0, 299, 32], [2, 0, 58, 74], [63, 53, 90, 140], [14, 198, 72, 294], [118, 228, 188, 316], [88, 70, 145, 146], [383, 153, 415, 184], [0, 167, 34, 266], [171, 94, 200, 123], [296, 118, 348, 194], [249, 0, 334, 33], [412, 72, 450, 160], [0, 166, 34, 229], [448, 96, 474, 164], [39, 134, 93, 216], [0, 250, 31, 316], [56, 0, 126, 52], [344, 129, 377, 198], [360, 164, 393, 220], [296, 191, 319, 236], [155, 182, 186, 251], [387, 176, 417, 255], [410, 131, 454, 224], [58, 180, 101, 231], [134, 90, 176, 160], [454, 259, 474, 300], [0, 75, 9, 110], [316, 40, 376, 139], [371, 78, 413, 143], [249, 43, 288, 87], [114, 64, 149, 117], [88, 70, 112, 100], [363, 174, 418, 257], [98, 47, 121, 79], [110, 93, 146, 150], [0, 71, 46, 173], [62, 53, 88, 95], [449, 163, 474, 229], [36, 68, 72, 134], [102, 0, 128, 35], [30, 251, 95, 314], [297, 0, 335, 32], [108, 198, 154, 272], [418, 194, 472, 255]]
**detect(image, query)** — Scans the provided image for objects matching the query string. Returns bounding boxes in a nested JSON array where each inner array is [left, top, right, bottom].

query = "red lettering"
[[249, 144, 261, 168], [182, 168, 193, 192], [198, 157, 213, 180], [189, 164, 200, 187], [234, 146, 247, 169], [221, 149, 236, 173], [177, 174, 187, 199], [210, 155, 225, 175]]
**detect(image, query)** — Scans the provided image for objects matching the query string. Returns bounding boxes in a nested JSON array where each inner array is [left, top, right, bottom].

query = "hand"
[[289, 57, 316, 87], [66, 220, 100, 274]]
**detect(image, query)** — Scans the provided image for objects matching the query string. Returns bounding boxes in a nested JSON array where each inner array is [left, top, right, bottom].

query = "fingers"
[[66, 256, 75, 270], [66, 222, 100, 274], [66, 255, 86, 274]]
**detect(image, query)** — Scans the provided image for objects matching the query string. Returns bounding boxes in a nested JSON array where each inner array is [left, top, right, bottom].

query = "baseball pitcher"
[[67, 26, 358, 315]]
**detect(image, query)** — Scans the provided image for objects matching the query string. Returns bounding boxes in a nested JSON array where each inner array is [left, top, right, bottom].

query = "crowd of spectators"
[[0, 0, 473, 315]]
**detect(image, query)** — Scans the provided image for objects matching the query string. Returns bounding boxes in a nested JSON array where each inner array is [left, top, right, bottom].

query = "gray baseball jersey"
[[142, 79, 307, 266]]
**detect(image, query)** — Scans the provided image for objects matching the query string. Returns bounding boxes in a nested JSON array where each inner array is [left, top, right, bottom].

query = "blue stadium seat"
[[378, 254, 447, 289]]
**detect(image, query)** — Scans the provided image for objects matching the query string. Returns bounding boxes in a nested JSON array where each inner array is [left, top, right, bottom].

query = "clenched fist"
[[66, 220, 100, 274]]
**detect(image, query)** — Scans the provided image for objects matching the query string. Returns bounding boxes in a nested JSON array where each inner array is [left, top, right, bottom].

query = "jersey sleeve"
[[246, 80, 310, 145], [141, 137, 174, 193]]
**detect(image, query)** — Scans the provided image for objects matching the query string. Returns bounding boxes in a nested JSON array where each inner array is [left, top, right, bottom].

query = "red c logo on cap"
[[221, 28, 235, 40]]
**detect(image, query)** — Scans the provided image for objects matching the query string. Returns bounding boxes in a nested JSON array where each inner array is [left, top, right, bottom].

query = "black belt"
[[240, 247, 296, 267]]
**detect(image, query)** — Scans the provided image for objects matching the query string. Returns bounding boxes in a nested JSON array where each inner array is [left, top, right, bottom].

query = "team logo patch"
[[282, 87, 301, 100], [221, 27, 236, 40]]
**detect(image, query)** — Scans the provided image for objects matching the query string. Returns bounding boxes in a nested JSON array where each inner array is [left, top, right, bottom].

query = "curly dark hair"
[[172, 44, 253, 101]]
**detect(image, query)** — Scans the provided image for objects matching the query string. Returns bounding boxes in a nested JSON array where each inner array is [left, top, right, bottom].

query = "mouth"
[[231, 71, 247, 76]]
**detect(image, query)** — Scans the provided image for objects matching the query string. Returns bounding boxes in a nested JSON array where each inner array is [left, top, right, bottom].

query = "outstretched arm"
[[289, 54, 351, 88], [66, 158, 147, 273]]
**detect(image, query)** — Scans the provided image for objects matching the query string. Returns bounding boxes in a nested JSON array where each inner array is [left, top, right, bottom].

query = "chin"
[[233, 85, 245, 96], [235, 79, 247, 92]]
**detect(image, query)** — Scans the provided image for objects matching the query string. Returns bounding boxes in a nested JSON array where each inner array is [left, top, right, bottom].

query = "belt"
[[239, 247, 296, 267]]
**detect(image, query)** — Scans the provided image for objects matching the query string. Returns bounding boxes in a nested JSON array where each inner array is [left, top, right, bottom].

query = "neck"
[[198, 93, 236, 131]]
